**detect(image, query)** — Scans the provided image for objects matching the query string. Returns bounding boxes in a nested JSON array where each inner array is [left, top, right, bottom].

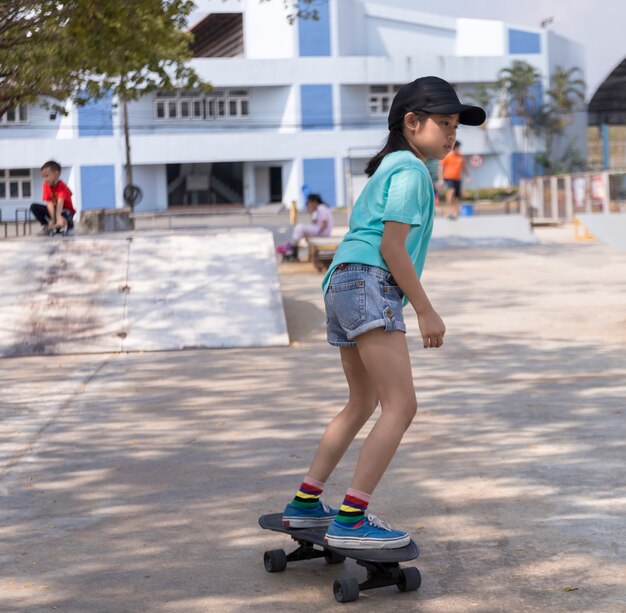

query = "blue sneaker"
[[324, 513, 410, 549], [282, 500, 338, 528]]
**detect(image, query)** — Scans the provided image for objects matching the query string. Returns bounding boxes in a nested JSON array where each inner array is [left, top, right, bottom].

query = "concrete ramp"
[[431, 214, 538, 248], [0, 229, 289, 357], [577, 214, 626, 252]]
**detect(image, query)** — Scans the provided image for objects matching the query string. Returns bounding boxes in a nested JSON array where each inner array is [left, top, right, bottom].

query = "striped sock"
[[291, 475, 324, 510], [335, 488, 370, 528]]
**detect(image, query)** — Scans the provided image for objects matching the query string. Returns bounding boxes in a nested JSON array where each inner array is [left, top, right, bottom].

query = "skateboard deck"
[[259, 513, 421, 603]]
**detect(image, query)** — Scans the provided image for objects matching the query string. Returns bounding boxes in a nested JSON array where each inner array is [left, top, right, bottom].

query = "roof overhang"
[[589, 58, 626, 125]]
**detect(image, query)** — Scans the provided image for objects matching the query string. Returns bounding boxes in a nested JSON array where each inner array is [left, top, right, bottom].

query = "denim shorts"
[[324, 264, 406, 347]]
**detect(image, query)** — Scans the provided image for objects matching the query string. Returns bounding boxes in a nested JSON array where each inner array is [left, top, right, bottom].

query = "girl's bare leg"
[[307, 345, 378, 483], [349, 328, 417, 494]]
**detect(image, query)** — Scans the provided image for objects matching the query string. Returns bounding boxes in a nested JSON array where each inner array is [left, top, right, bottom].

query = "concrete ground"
[[0, 226, 625, 612]]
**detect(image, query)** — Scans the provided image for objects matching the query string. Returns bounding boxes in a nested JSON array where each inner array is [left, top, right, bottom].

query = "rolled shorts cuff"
[[347, 318, 407, 341]]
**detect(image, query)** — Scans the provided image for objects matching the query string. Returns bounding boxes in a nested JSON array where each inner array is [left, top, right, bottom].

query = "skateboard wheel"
[[324, 550, 346, 565], [263, 549, 287, 573], [333, 577, 359, 603], [397, 566, 421, 592]]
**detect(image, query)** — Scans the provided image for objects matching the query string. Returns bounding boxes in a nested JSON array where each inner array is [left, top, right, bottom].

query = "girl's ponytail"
[[364, 111, 428, 177]]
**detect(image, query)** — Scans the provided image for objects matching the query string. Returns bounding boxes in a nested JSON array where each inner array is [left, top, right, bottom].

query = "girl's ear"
[[403, 112, 420, 131]]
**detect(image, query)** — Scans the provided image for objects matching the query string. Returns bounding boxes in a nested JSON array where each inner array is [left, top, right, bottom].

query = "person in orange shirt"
[[438, 140, 469, 218]]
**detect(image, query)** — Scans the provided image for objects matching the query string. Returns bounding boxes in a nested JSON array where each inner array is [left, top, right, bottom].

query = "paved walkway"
[[0, 228, 625, 612]]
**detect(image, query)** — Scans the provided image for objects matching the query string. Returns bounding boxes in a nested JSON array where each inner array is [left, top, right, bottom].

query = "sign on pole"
[[470, 155, 483, 168]]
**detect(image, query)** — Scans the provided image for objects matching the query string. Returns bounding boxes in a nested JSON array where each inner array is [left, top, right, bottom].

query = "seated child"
[[30, 160, 76, 234], [277, 194, 333, 259]]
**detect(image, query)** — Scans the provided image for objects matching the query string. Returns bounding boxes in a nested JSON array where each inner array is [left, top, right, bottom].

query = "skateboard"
[[259, 513, 421, 603]]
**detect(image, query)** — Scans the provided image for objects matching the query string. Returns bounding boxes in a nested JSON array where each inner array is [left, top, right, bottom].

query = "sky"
[[406, 0, 624, 96]]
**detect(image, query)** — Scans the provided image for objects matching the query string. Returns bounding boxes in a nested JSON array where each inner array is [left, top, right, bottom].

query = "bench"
[[305, 227, 348, 272], [307, 237, 342, 272]]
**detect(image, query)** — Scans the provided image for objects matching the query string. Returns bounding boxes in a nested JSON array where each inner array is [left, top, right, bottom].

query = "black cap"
[[388, 76, 486, 129]]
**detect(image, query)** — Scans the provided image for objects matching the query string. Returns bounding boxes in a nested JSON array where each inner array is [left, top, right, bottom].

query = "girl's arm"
[[381, 221, 446, 348]]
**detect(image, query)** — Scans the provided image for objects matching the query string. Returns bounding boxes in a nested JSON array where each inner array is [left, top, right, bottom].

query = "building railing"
[[520, 170, 626, 223], [0, 208, 34, 239]]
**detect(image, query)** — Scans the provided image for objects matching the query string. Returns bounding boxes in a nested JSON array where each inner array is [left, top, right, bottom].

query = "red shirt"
[[43, 180, 75, 214]]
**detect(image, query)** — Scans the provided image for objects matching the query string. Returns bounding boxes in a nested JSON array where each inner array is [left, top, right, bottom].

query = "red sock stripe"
[[300, 483, 322, 495], [343, 494, 368, 509]]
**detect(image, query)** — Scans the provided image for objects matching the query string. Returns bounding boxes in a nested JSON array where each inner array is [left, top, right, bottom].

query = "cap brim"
[[424, 103, 486, 126]]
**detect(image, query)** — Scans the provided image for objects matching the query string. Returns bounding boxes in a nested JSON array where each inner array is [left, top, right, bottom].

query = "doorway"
[[269, 166, 283, 202]]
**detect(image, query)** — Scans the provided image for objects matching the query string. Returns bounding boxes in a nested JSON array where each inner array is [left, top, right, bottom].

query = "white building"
[[0, 0, 586, 218]]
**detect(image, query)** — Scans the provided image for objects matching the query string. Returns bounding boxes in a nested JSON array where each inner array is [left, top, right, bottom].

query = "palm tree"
[[497, 60, 542, 126], [546, 66, 585, 124], [531, 66, 586, 173], [497, 61, 542, 182]]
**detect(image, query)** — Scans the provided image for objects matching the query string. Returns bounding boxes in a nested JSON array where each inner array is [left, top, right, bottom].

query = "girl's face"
[[403, 112, 460, 161]]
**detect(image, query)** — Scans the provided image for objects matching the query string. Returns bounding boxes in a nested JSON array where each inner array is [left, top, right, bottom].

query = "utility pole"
[[122, 95, 133, 195]]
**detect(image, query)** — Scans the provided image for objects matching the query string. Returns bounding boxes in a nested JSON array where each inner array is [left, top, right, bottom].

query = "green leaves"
[[259, 0, 319, 24], [0, 0, 206, 114], [493, 60, 587, 174], [497, 60, 542, 122]]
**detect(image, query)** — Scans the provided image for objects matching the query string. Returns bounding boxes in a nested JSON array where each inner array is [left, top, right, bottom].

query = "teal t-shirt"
[[322, 150, 435, 303]]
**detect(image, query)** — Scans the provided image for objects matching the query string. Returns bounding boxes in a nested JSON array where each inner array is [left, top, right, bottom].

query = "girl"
[[282, 76, 485, 549]]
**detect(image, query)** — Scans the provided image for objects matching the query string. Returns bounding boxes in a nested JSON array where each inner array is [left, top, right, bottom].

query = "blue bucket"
[[460, 203, 474, 216]]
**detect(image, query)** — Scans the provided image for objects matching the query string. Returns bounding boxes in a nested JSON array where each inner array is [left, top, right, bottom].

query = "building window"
[[368, 85, 401, 116], [1, 105, 29, 125], [0, 169, 32, 200], [206, 89, 250, 119], [154, 89, 249, 121]]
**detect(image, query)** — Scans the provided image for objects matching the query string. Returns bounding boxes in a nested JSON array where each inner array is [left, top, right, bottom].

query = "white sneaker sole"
[[282, 516, 336, 528], [324, 533, 410, 549]]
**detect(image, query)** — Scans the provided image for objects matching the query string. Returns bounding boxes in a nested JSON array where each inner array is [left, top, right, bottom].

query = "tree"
[[0, 2, 78, 117], [547, 66, 585, 118], [496, 60, 544, 182], [1, 0, 315, 205], [1, 1, 202, 112], [260, 0, 320, 23], [530, 66, 586, 173], [497, 60, 542, 128], [1, 0, 208, 207], [69, 0, 207, 205]]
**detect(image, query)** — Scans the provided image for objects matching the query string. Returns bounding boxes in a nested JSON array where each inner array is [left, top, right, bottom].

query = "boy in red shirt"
[[30, 160, 76, 235]]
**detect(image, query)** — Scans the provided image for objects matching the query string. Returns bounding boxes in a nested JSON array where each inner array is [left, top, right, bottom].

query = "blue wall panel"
[[78, 94, 114, 137], [511, 153, 539, 185], [303, 158, 336, 207], [301, 84, 333, 130], [508, 29, 541, 54], [509, 81, 543, 126], [298, 0, 330, 56], [80, 165, 116, 209]]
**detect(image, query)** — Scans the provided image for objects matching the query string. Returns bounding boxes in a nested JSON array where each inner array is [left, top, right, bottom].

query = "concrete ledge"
[[80, 208, 134, 234], [431, 214, 539, 248], [577, 213, 626, 251]]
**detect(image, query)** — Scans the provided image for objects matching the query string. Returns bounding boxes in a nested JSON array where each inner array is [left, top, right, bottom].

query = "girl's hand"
[[416, 307, 446, 348]]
